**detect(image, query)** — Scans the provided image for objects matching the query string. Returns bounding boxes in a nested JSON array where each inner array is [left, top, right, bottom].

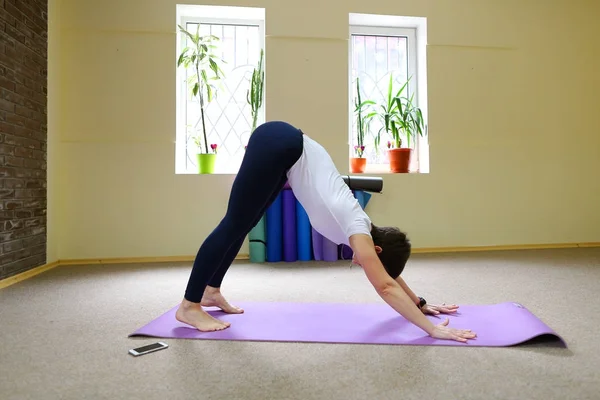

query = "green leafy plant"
[[375, 74, 425, 149], [375, 74, 407, 150], [393, 88, 425, 148], [246, 48, 265, 133], [186, 125, 218, 154], [177, 24, 226, 154], [353, 77, 376, 158]]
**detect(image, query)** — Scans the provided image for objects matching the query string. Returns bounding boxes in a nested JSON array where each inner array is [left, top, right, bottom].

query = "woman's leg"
[[176, 121, 303, 331], [207, 173, 288, 291], [199, 175, 287, 314]]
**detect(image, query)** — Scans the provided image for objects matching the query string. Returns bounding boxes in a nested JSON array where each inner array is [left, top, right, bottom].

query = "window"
[[348, 14, 429, 173], [176, 5, 265, 174]]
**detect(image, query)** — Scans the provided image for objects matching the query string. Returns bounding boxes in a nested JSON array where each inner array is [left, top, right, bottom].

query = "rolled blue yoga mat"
[[296, 199, 312, 261], [354, 190, 365, 209], [266, 192, 283, 262], [363, 192, 372, 208], [248, 215, 267, 263], [354, 190, 372, 209], [282, 189, 297, 262]]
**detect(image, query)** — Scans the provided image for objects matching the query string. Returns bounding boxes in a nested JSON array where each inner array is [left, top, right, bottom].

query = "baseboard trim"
[[57, 254, 250, 266], [0, 261, 60, 290], [577, 242, 600, 248], [411, 242, 600, 253], [1, 242, 598, 289]]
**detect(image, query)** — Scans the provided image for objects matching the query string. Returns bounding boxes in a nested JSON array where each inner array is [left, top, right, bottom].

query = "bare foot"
[[175, 299, 231, 332], [201, 286, 244, 314]]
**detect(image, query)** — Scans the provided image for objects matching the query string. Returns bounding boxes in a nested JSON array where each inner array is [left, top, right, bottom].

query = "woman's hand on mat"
[[421, 303, 459, 315], [429, 318, 476, 343]]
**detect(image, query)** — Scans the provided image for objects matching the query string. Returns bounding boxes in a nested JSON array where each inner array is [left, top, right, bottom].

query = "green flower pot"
[[196, 153, 216, 174]]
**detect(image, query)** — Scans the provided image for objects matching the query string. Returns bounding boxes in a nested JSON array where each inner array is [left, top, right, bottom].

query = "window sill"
[[176, 158, 243, 175], [349, 163, 426, 175], [177, 163, 427, 175]]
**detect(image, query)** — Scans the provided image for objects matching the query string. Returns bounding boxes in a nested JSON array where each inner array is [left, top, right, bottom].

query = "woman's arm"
[[349, 233, 477, 343], [349, 234, 436, 336], [395, 275, 421, 307], [397, 270, 460, 315]]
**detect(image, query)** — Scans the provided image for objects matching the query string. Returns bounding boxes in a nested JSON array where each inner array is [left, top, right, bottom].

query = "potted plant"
[[351, 77, 375, 173], [389, 78, 425, 173], [247, 48, 265, 134], [191, 137, 218, 168], [177, 23, 226, 174], [375, 74, 425, 173]]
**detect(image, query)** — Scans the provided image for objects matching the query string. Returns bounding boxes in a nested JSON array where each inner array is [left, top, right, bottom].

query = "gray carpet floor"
[[1, 248, 599, 400]]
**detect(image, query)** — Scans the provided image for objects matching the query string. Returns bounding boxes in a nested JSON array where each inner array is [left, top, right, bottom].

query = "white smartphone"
[[128, 341, 168, 357]]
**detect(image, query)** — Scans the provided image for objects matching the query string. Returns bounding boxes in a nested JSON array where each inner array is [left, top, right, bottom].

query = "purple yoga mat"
[[282, 189, 297, 262], [340, 244, 353, 260], [129, 302, 566, 348], [311, 228, 323, 261], [322, 238, 339, 261]]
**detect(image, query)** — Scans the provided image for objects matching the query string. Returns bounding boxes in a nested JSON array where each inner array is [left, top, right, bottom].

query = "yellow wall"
[[48, 0, 600, 260], [47, 0, 61, 264]]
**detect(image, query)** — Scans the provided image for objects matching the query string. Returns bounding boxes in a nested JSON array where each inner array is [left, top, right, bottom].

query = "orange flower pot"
[[388, 148, 412, 173], [350, 157, 367, 173]]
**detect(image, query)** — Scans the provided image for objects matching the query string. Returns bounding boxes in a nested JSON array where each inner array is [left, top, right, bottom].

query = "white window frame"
[[175, 11, 265, 174], [348, 15, 428, 173]]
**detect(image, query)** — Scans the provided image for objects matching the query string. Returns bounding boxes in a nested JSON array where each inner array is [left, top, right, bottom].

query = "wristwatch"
[[417, 297, 427, 309]]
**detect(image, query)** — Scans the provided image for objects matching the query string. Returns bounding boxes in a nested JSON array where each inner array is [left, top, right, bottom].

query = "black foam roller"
[[341, 175, 383, 193]]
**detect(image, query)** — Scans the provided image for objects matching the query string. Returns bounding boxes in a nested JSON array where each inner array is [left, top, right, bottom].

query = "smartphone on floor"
[[129, 341, 168, 357]]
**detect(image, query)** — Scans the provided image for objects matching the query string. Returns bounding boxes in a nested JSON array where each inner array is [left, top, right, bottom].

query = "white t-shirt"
[[286, 134, 372, 246]]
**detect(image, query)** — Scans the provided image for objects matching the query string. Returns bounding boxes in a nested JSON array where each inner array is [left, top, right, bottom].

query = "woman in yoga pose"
[[176, 121, 476, 343]]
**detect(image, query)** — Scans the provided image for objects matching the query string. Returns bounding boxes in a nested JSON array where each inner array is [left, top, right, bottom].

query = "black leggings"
[[184, 121, 304, 302]]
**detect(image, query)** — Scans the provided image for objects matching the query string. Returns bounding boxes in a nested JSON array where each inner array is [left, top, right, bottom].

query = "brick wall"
[[0, 0, 48, 280]]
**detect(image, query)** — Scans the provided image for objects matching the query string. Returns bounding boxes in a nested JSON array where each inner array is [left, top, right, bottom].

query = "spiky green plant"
[[376, 74, 425, 149], [376, 74, 407, 150], [393, 90, 425, 148], [353, 77, 376, 157], [247, 48, 265, 133]]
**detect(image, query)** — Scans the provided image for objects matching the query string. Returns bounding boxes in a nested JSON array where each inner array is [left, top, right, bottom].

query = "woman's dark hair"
[[370, 224, 411, 279]]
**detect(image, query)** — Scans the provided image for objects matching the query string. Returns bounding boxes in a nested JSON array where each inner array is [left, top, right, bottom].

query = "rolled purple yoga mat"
[[322, 237, 338, 261], [312, 228, 323, 261], [282, 189, 297, 262], [341, 245, 353, 260]]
